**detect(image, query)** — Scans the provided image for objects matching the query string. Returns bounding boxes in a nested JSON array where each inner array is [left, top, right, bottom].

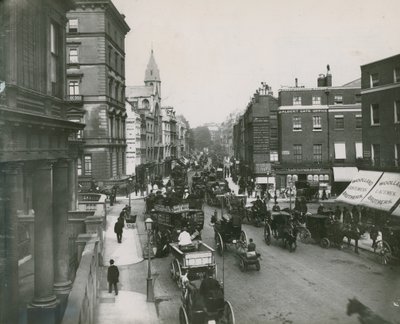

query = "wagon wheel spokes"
[[375, 240, 392, 265], [264, 223, 272, 245], [219, 300, 235, 324], [240, 230, 248, 246], [298, 228, 311, 243], [170, 261, 176, 280]]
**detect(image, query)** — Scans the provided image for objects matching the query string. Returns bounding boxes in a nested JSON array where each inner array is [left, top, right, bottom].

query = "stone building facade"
[[0, 0, 84, 322], [66, 0, 130, 186]]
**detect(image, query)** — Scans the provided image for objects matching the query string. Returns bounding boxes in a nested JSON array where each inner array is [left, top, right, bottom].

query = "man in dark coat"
[[107, 259, 119, 295], [114, 220, 124, 243]]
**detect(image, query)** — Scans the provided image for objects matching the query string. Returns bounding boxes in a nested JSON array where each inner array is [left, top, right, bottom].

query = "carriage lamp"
[[145, 218, 154, 302]]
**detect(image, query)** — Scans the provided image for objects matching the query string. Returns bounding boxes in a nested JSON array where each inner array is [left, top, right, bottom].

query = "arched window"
[[313, 175, 319, 182], [319, 175, 324, 181], [324, 175, 330, 181], [292, 175, 298, 182], [307, 175, 313, 181], [142, 99, 150, 109]]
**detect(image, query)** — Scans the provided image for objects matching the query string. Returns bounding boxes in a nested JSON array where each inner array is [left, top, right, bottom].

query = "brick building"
[[277, 72, 362, 195], [360, 54, 400, 170], [233, 84, 279, 185], [66, 0, 130, 186], [0, 0, 84, 322]]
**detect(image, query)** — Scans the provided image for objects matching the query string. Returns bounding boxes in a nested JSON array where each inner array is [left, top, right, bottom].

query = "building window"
[[312, 116, 322, 130], [68, 80, 80, 95], [355, 114, 362, 129], [355, 94, 361, 103], [313, 144, 322, 163], [334, 142, 346, 160], [108, 79, 113, 98], [292, 116, 302, 131], [270, 151, 278, 162], [293, 144, 302, 163], [355, 142, 363, 159], [370, 73, 379, 87], [395, 100, 400, 123], [395, 67, 400, 83], [395, 144, 400, 167], [77, 157, 82, 176], [84, 155, 92, 175], [68, 19, 78, 33], [334, 115, 344, 129], [108, 46, 112, 65], [293, 96, 302, 105], [69, 48, 78, 63], [371, 144, 380, 166], [50, 22, 61, 97], [370, 104, 380, 125], [334, 95, 343, 105], [312, 96, 321, 105], [115, 53, 118, 72]]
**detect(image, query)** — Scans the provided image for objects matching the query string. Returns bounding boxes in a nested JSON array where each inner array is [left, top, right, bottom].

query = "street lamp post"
[[128, 177, 133, 210], [145, 217, 154, 302]]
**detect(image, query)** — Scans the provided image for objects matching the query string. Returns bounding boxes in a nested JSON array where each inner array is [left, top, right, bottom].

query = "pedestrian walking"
[[107, 259, 119, 295], [114, 219, 124, 243], [334, 206, 342, 221], [343, 207, 352, 224], [352, 206, 360, 225]]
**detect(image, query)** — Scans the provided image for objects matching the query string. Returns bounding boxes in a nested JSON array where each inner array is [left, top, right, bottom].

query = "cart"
[[264, 211, 298, 252], [374, 224, 400, 265], [170, 241, 217, 288], [306, 214, 344, 249]]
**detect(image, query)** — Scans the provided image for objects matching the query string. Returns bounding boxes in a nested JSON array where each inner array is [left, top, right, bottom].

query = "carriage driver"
[[178, 226, 192, 247], [199, 270, 222, 303]]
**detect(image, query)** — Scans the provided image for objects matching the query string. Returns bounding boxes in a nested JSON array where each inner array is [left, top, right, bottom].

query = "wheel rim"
[[240, 230, 248, 245], [321, 238, 330, 248], [218, 233, 224, 256], [179, 306, 189, 324], [176, 261, 182, 287], [376, 241, 392, 265], [170, 261, 176, 280], [219, 301, 235, 324]]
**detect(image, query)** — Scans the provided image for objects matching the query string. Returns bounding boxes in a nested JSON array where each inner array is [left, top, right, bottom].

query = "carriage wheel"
[[240, 230, 248, 246], [219, 300, 235, 324], [298, 228, 311, 243], [375, 240, 392, 265], [239, 258, 246, 272], [289, 241, 297, 253], [170, 261, 176, 281], [264, 223, 272, 245], [256, 260, 260, 271], [216, 233, 224, 256], [320, 238, 330, 249], [179, 305, 189, 324], [173, 260, 182, 287]]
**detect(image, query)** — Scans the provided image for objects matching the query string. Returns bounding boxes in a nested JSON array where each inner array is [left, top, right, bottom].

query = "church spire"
[[144, 49, 161, 83]]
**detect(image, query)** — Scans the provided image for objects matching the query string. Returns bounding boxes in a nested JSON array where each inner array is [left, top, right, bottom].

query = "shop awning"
[[332, 167, 359, 182], [336, 170, 382, 205], [392, 204, 400, 217], [360, 172, 400, 213], [255, 176, 275, 185]]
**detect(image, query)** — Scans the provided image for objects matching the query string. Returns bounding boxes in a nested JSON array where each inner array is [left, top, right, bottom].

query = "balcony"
[[65, 95, 83, 103]]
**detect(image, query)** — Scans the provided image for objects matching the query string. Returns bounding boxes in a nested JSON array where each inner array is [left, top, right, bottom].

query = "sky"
[[112, 0, 400, 127]]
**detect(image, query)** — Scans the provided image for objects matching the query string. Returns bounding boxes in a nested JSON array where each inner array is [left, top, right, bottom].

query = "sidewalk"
[[94, 200, 159, 324]]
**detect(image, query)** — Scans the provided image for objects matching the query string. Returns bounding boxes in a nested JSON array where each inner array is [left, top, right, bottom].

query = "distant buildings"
[[360, 54, 400, 170], [66, 0, 130, 186], [126, 51, 190, 184]]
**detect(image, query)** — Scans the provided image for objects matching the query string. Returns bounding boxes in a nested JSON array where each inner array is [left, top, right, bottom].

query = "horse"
[[343, 224, 365, 254], [347, 298, 392, 324]]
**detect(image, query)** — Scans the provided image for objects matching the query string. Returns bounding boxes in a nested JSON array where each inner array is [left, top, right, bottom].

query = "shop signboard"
[[336, 170, 382, 205], [361, 172, 400, 212]]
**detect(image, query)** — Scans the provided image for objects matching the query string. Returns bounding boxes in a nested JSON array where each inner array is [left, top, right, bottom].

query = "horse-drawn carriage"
[[305, 214, 345, 249], [179, 278, 235, 324], [374, 224, 400, 265], [264, 211, 298, 252], [225, 194, 247, 217], [211, 213, 248, 256], [170, 241, 217, 288], [150, 204, 204, 253]]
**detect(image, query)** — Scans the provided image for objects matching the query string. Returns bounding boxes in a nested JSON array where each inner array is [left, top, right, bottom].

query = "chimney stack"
[[295, 78, 298, 88]]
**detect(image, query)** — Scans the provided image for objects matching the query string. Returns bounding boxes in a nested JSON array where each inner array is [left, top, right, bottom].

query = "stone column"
[[28, 162, 59, 324], [0, 163, 24, 324], [53, 160, 72, 294], [68, 159, 77, 211]]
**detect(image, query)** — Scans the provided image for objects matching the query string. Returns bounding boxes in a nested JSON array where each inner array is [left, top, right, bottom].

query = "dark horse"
[[343, 223, 365, 254], [347, 298, 392, 324]]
